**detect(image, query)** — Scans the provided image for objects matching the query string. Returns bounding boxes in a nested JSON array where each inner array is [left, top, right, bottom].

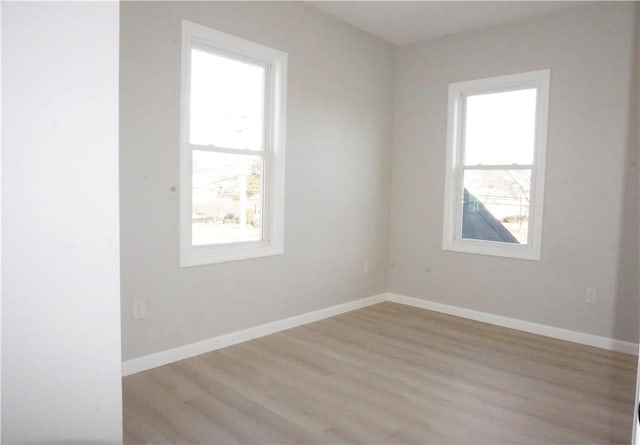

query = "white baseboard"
[[123, 291, 638, 376], [122, 293, 387, 376], [387, 293, 639, 355]]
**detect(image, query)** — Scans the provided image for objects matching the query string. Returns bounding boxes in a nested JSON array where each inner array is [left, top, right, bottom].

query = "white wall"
[[120, 2, 395, 360], [389, 3, 639, 343], [0, 1, 4, 440], [631, 6, 640, 444], [1, 3, 122, 443]]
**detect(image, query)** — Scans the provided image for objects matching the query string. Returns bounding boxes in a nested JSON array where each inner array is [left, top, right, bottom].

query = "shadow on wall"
[[613, 9, 640, 346]]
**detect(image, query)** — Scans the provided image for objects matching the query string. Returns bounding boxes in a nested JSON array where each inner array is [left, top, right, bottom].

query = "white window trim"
[[442, 69, 550, 261], [180, 20, 287, 267]]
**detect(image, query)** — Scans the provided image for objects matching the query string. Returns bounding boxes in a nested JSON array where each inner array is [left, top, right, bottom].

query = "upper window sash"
[[461, 164, 534, 170], [188, 144, 269, 159]]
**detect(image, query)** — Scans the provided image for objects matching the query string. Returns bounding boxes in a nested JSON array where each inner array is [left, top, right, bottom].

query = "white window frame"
[[180, 20, 287, 267], [442, 70, 550, 261]]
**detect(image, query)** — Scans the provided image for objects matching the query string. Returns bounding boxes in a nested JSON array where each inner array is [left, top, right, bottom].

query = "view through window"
[[461, 88, 536, 245], [190, 49, 266, 246]]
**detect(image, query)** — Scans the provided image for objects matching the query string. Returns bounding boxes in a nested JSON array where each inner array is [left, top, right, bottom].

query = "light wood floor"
[[123, 302, 637, 444]]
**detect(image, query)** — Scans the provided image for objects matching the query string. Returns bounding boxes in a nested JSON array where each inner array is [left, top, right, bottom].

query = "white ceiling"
[[309, 1, 594, 45]]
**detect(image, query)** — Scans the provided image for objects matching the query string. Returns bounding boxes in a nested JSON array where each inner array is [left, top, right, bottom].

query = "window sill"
[[180, 240, 283, 267], [443, 239, 541, 261]]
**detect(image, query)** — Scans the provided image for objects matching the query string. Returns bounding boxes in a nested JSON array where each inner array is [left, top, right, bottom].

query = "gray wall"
[[389, 3, 639, 342], [2, 2, 123, 442], [120, 2, 395, 360]]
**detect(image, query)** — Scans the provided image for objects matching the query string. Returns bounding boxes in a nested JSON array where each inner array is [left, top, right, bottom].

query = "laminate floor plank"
[[123, 302, 637, 444]]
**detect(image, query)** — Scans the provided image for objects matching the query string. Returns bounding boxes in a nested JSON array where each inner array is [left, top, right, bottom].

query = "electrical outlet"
[[132, 298, 146, 320], [362, 260, 369, 274], [585, 288, 597, 304]]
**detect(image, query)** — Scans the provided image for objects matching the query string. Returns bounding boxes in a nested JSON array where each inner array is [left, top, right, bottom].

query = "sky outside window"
[[464, 88, 537, 166], [190, 48, 265, 150]]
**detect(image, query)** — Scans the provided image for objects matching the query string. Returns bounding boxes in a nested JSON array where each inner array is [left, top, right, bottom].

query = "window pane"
[[192, 151, 263, 246], [464, 89, 537, 166], [461, 169, 531, 244], [190, 49, 265, 150]]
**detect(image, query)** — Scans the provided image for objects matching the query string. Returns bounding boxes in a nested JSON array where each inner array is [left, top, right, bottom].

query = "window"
[[180, 21, 287, 266], [442, 70, 550, 260]]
